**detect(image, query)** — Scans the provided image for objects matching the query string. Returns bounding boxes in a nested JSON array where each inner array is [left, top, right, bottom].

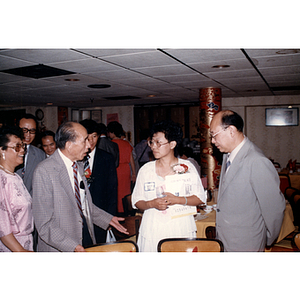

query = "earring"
[[2, 152, 5, 160]]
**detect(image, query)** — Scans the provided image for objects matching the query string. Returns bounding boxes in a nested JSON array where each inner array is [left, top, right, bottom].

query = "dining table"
[[195, 201, 295, 244]]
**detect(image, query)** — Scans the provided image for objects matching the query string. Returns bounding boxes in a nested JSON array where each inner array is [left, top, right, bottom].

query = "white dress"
[[132, 158, 206, 252]]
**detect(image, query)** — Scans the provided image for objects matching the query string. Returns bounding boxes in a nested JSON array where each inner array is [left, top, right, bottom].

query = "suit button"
[[217, 209, 220, 212]]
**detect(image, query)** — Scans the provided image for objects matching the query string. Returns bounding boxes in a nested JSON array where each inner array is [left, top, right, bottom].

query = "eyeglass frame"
[[21, 127, 36, 134], [6, 143, 26, 153], [210, 126, 228, 139], [148, 140, 170, 148]]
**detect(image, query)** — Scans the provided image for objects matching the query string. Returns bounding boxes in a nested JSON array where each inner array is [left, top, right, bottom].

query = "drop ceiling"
[[0, 48, 300, 108]]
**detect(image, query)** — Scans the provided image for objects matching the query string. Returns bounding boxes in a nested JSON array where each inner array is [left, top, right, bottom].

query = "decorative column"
[[199, 88, 222, 191]]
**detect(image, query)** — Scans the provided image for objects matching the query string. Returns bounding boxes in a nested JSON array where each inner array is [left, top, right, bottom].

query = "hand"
[[150, 197, 170, 211], [74, 244, 86, 252], [109, 217, 129, 235]]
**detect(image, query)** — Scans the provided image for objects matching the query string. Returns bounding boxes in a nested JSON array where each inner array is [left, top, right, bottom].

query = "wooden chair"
[[122, 194, 137, 217], [85, 240, 139, 252], [157, 238, 224, 252], [112, 215, 142, 243], [292, 232, 300, 251], [279, 173, 291, 194], [205, 226, 216, 239], [284, 187, 298, 202]]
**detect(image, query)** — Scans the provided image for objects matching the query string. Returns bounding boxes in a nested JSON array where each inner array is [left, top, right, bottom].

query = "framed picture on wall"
[[265, 107, 299, 126]]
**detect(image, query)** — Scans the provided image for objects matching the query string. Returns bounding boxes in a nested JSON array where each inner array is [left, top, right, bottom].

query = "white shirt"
[[226, 136, 247, 172], [57, 149, 87, 215], [87, 148, 96, 170]]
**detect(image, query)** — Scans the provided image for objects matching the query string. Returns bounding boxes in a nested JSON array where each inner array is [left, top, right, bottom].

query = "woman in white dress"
[[131, 120, 206, 252]]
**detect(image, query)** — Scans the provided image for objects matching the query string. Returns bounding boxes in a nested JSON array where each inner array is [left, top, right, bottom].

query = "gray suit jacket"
[[15, 144, 46, 195], [32, 149, 113, 252], [216, 138, 285, 251]]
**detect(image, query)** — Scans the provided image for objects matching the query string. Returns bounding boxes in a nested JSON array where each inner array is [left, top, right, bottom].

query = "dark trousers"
[[82, 216, 93, 248]]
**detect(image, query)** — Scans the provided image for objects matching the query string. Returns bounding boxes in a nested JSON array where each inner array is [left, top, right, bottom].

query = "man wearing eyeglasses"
[[210, 110, 285, 252], [15, 114, 46, 195]]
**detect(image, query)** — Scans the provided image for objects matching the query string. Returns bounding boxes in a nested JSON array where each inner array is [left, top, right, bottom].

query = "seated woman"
[[0, 126, 34, 252], [131, 120, 206, 252]]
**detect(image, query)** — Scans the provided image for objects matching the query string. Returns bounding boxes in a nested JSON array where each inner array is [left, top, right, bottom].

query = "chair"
[[292, 193, 300, 226], [157, 238, 224, 252], [292, 232, 300, 251], [111, 215, 142, 243], [279, 173, 291, 194], [284, 187, 298, 202], [273, 162, 281, 172], [205, 226, 216, 239], [85, 240, 139, 252], [122, 194, 136, 216]]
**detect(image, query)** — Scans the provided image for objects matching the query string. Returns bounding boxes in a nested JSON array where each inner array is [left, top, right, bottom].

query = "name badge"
[[144, 182, 155, 191]]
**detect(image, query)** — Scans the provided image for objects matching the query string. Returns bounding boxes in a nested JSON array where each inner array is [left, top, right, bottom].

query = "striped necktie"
[[72, 162, 84, 223], [84, 154, 91, 188], [225, 159, 231, 172]]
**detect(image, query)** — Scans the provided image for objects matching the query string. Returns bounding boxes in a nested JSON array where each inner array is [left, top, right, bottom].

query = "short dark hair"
[[150, 120, 183, 157], [41, 130, 55, 140], [79, 119, 100, 135], [55, 122, 77, 150], [107, 121, 124, 138], [17, 113, 38, 129], [98, 123, 108, 135], [0, 125, 23, 150], [221, 110, 244, 133]]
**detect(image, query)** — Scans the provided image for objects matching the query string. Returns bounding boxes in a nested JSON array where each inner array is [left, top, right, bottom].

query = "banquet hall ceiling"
[[0, 48, 300, 108]]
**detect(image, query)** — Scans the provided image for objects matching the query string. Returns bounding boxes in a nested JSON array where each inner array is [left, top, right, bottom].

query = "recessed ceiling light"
[[46, 102, 53, 105], [147, 94, 156, 98], [87, 84, 111, 89], [276, 49, 300, 55], [65, 78, 80, 82], [212, 65, 230, 69]]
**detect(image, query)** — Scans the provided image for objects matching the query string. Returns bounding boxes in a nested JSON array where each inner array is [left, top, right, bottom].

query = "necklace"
[[0, 164, 15, 176]]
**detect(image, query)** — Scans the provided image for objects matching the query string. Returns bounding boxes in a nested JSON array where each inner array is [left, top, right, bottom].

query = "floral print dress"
[[0, 170, 34, 252]]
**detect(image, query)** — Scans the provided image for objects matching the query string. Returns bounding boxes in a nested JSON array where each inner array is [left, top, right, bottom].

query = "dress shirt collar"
[[227, 136, 247, 164]]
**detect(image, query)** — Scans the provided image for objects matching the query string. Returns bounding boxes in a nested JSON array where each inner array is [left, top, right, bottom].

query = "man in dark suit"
[[80, 119, 118, 243], [98, 123, 119, 168], [32, 121, 127, 252], [15, 113, 46, 195]]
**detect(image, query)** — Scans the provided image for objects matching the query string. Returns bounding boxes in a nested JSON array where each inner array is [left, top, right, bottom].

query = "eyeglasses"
[[7, 143, 26, 152], [148, 140, 169, 148], [210, 127, 228, 139], [21, 127, 36, 134]]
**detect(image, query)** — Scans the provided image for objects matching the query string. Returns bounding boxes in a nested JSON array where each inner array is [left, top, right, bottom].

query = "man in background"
[[41, 130, 57, 157], [210, 110, 285, 251], [80, 119, 118, 243], [16, 113, 46, 195]]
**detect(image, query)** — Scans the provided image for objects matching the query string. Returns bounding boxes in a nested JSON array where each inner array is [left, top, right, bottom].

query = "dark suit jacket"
[[89, 148, 118, 243], [98, 136, 119, 168], [15, 144, 46, 195]]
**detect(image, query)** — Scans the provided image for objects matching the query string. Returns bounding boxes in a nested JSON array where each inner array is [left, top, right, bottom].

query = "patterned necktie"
[[72, 162, 84, 223], [84, 154, 91, 188], [225, 159, 231, 172]]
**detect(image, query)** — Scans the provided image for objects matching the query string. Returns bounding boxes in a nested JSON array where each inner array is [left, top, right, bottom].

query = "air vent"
[[87, 84, 111, 89], [104, 96, 141, 100], [0, 64, 75, 79]]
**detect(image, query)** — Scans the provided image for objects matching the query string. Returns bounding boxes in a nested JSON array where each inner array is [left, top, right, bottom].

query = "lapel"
[[218, 139, 251, 201], [52, 150, 78, 210]]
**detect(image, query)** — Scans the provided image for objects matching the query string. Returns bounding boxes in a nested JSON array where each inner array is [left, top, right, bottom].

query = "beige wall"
[[223, 95, 300, 168]]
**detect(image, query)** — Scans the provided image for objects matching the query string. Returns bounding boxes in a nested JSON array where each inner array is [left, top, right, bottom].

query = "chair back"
[[112, 215, 142, 243], [279, 174, 291, 194], [292, 232, 300, 251], [85, 240, 138, 252], [157, 238, 224, 252]]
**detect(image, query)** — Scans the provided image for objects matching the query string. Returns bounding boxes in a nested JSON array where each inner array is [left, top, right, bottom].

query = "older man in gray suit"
[[32, 121, 128, 252], [210, 110, 285, 251]]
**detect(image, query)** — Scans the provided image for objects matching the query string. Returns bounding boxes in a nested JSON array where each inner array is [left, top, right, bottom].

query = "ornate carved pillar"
[[199, 88, 222, 191]]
